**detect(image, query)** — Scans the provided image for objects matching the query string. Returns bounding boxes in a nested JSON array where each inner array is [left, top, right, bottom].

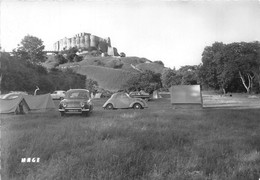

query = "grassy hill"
[[136, 62, 166, 74], [45, 55, 166, 91], [60, 64, 138, 91]]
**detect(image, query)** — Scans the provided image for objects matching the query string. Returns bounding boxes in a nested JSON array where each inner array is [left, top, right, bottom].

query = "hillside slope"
[[45, 55, 166, 91], [60, 64, 138, 91]]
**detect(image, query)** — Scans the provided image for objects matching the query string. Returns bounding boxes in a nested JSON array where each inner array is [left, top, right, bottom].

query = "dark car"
[[58, 89, 93, 116]]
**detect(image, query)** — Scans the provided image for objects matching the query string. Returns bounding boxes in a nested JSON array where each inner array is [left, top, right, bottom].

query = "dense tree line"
[[123, 66, 200, 93], [161, 41, 260, 94], [0, 35, 94, 94], [161, 65, 199, 88], [0, 51, 87, 94], [198, 41, 260, 93], [123, 70, 162, 94]]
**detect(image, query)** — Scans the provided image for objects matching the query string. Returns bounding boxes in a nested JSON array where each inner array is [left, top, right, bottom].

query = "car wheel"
[[133, 103, 142, 109], [60, 112, 65, 116], [105, 103, 114, 110], [82, 112, 89, 117]]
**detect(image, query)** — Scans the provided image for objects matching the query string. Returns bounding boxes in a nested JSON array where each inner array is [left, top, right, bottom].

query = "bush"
[[120, 52, 126, 57], [154, 60, 164, 66], [55, 54, 67, 64], [107, 59, 123, 69], [93, 59, 105, 66], [73, 55, 83, 62]]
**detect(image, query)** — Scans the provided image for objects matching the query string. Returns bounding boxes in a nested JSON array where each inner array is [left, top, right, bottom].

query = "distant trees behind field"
[[162, 41, 260, 94]]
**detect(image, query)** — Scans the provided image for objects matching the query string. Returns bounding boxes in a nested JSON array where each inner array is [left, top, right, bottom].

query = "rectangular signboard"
[[170, 85, 202, 105]]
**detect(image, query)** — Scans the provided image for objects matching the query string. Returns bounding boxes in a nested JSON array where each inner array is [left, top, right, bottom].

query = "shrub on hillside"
[[93, 59, 105, 66], [120, 52, 126, 57], [63, 47, 78, 62], [107, 59, 123, 69], [55, 54, 67, 64], [73, 55, 83, 62], [154, 60, 164, 66]]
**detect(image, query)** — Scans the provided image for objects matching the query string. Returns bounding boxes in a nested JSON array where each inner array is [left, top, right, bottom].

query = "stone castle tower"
[[53, 32, 118, 56]]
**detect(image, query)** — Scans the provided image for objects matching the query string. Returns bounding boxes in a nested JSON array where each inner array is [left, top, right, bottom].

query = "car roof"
[[66, 89, 89, 92]]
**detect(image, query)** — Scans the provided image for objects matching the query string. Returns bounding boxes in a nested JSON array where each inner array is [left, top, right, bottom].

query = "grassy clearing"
[[1, 98, 260, 180]]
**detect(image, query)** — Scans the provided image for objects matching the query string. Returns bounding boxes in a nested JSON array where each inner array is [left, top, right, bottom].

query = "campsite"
[[1, 91, 260, 180], [1, 1, 260, 179]]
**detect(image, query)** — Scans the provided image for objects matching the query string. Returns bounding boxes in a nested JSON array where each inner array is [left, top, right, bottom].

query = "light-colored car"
[[51, 90, 66, 100], [0, 91, 28, 99], [58, 89, 93, 116], [103, 92, 148, 110]]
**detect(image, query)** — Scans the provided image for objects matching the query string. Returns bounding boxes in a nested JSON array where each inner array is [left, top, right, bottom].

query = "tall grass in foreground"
[[2, 107, 260, 180]]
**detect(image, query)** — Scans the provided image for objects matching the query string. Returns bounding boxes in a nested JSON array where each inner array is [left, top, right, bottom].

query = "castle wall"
[[54, 33, 116, 54], [107, 46, 114, 56], [90, 35, 98, 48], [75, 36, 80, 48], [67, 38, 71, 49], [84, 34, 90, 49], [98, 39, 108, 53], [80, 36, 85, 48], [71, 37, 76, 48]]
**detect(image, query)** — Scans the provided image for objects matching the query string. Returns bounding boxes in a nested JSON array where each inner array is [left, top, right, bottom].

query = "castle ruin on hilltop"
[[53, 32, 119, 56]]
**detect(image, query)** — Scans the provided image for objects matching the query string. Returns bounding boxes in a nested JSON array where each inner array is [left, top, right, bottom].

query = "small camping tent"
[[170, 85, 202, 108], [94, 92, 102, 99], [152, 90, 162, 99], [23, 94, 56, 112], [0, 96, 30, 114]]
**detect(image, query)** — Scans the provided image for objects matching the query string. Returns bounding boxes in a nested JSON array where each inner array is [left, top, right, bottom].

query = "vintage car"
[[0, 91, 28, 100], [103, 92, 148, 110], [129, 91, 151, 101], [51, 90, 66, 100], [58, 89, 93, 116]]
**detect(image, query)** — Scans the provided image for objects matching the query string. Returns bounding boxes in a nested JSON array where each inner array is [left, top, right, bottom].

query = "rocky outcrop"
[[54, 32, 117, 56]]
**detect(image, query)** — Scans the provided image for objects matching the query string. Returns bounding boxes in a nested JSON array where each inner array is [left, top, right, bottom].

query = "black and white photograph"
[[0, 0, 260, 179]]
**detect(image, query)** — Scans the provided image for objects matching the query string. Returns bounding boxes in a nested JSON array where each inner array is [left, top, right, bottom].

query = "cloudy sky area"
[[1, 0, 260, 69]]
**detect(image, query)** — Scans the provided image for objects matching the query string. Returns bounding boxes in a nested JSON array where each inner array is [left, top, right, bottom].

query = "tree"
[[161, 68, 181, 88], [123, 70, 162, 93], [73, 55, 83, 62], [63, 47, 78, 62], [236, 42, 260, 93], [55, 54, 68, 64], [222, 42, 259, 93], [199, 41, 260, 93], [198, 45, 219, 90], [120, 52, 126, 57], [178, 65, 199, 85], [85, 78, 98, 95], [13, 35, 47, 64]]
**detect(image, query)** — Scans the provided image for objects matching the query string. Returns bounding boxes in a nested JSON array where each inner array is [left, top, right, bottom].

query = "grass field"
[[1, 97, 260, 180]]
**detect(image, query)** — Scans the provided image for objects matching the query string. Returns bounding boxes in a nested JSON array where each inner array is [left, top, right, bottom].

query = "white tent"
[[23, 94, 56, 112], [0, 96, 30, 114], [0, 93, 56, 114], [94, 92, 102, 99], [152, 90, 162, 99]]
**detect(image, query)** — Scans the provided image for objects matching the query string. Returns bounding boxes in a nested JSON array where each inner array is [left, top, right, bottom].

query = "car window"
[[8, 95, 19, 99], [68, 91, 89, 99], [121, 94, 129, 98]]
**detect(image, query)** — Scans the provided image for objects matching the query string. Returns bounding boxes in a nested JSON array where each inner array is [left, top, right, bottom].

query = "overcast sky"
[[1, 0, 260, 69]]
